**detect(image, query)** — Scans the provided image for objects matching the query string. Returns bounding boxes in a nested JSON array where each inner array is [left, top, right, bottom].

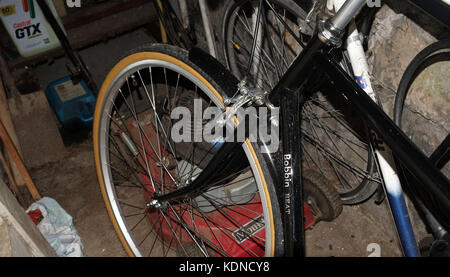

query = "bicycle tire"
[[222, 0, 379, 205], [93, 44, 284, 257], [394, 39, 450, 128], [303, 169, 342, 222], [393, 39, 450, 229]]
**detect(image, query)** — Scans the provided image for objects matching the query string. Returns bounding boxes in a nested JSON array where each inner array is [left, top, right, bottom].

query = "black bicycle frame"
[[269, 37, 450, 256], [153, 0, 450, 257], [266, 0, 450, 256]]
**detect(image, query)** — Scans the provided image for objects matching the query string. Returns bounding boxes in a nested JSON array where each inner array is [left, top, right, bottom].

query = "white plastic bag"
[[27, 197, 84, 257]]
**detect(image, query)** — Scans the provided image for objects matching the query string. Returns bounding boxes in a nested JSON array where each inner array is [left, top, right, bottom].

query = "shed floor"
[[29, 135, 405, 257]]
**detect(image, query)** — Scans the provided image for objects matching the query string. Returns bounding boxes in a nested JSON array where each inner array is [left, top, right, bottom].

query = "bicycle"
[[93, 0, 450, 257]]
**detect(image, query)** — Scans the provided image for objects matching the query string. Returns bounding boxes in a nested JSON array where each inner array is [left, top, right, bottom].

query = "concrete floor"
[[30, 138, 126, 257], [29, 137, 405, 257], [30, 28, 152, 257], [27, 27, 424, 257]]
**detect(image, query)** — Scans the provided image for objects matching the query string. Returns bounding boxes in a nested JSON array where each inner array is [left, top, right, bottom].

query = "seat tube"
[[280, 87, 304, 256]]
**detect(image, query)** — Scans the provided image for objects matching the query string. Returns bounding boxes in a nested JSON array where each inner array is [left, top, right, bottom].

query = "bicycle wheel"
[[394, 39, 450, 227], [394, 39, 450, 177], [94, 44, 283, 257], [222, 0, 379, 204]]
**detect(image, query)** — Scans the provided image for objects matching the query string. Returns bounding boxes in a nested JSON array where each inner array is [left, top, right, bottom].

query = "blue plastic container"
[[45, 76, 96, 128]]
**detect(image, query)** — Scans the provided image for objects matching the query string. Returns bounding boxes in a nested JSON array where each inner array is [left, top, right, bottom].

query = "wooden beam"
[[0, 179, 55, 257], [61, 0, 149, 29], [0, 151, 25, 207], [0, 56, 22, 156], [0, 54, 26, 190], [53, 0, 67, 18], [0, 120, 41, 201]]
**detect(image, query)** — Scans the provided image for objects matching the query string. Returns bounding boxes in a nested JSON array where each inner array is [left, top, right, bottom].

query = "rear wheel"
[[94, 44, 283, 257]]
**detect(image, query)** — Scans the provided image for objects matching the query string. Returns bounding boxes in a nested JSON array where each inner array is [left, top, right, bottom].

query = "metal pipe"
[[319, 0, 366, 46], [329, 0, 366, 31], [36, 0, 79, 71], [198, 0, 217, 58], [179, 0, 190, 29], [156, 0, 168, 43], [0, 120, 41, 201], [36, 0, 97, 93]]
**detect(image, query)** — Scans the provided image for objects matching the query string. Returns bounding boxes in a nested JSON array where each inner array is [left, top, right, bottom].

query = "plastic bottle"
[[0, 0, 63, 57]]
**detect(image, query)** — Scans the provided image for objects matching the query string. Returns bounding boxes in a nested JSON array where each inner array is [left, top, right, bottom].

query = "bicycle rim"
[[94, 45, 279, 257]]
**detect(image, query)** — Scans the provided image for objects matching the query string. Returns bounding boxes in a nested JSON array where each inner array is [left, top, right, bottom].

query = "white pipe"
[[198, 0, 217, 58], [346, 21, 376, 100]]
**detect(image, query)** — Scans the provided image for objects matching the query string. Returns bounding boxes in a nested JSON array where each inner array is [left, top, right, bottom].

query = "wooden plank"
[[0, 179, 55, 257], [0, 57, 22, 156], [0, 55, 26, 190], [0, 120, 41, 201], [61, 0, 149, 29], [67, 2, 156, 50], [0, 152, 26, 207], [8, 91, 66, 169], [53, 0, 67, 18]]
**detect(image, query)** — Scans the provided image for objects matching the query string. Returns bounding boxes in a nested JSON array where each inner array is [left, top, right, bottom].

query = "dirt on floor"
[[29, 135, 406, 257], [29, 136, 126, 257]]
